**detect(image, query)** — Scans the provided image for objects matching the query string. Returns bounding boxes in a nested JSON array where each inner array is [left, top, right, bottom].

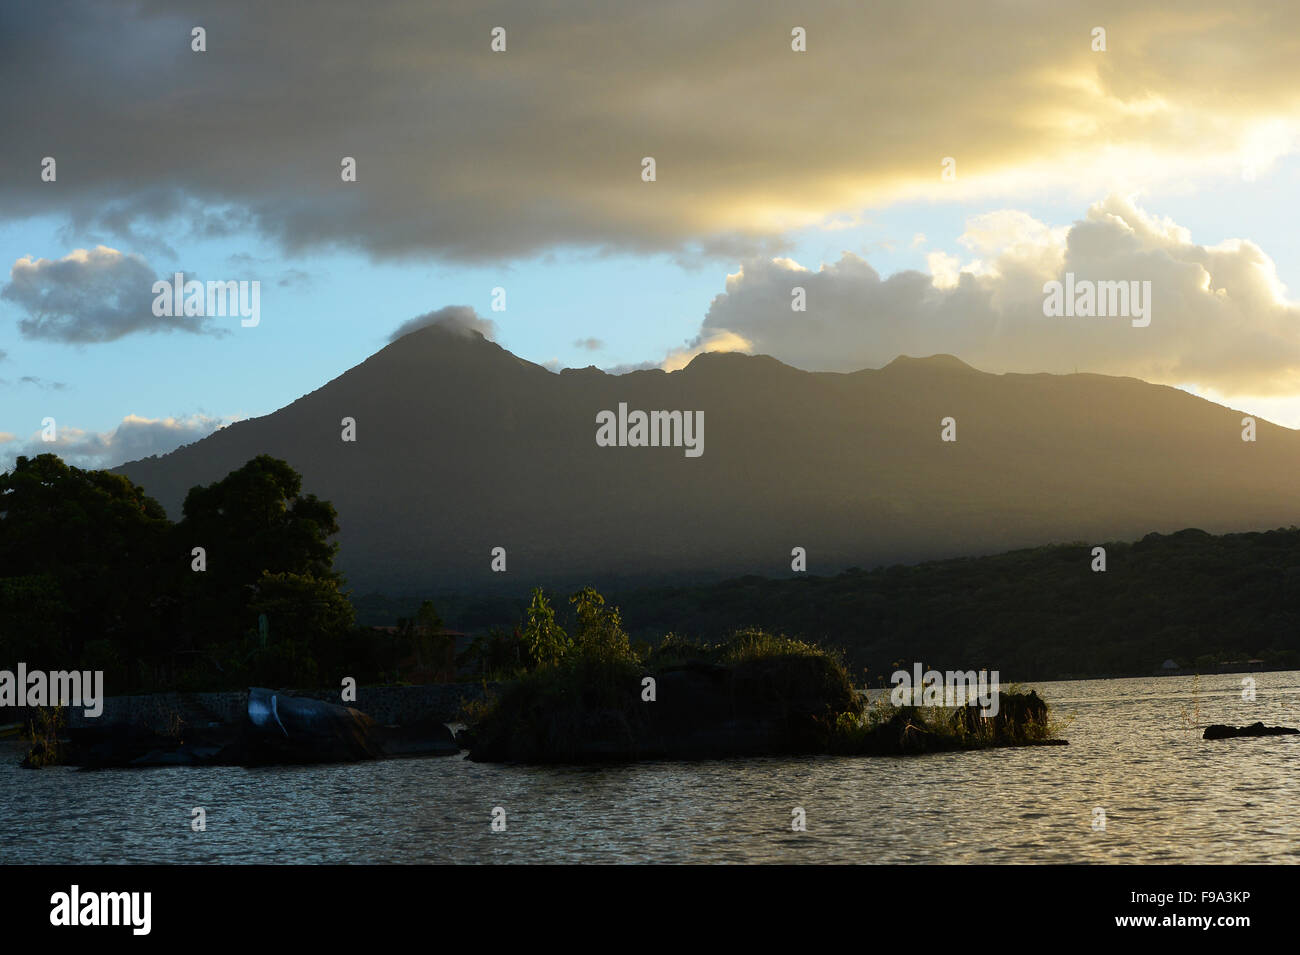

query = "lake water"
[[3, 672, 1298, 864]]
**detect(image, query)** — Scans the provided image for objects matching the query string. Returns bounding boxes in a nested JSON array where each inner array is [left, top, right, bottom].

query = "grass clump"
[[830, 683, 1067, 755], [20, 706, 66, 769]]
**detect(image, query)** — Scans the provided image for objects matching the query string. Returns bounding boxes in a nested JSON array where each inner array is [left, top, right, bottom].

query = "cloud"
[[601, 359, 661, 375], [277, 268, 312, 288], [3, 413, 235, 471], [18, 376, 68, 390], [659, 330, 755, 372], [2, 246, 220, 343], [573, 337, 604, 351], [600, 329, 754, 375], [693, 195, 1300, 396], [387, 305, 497, 342], [5, 2, 1300, 262]]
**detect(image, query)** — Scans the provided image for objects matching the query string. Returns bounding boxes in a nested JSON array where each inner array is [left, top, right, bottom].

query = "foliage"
[[608, 527, 1300, 680], [569, 586, 632, 663], [521, 588, 570, 668], [829, 686, 1066, 755], [457, 628, 526, 681], [21, 706, 66, 769], [0, 454, 170, 667], [467, 610, 863, 761], [0, 452, 356, 692]]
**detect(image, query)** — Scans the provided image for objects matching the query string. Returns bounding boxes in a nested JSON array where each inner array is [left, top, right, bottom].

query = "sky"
[[3, 0, 1300, 469]]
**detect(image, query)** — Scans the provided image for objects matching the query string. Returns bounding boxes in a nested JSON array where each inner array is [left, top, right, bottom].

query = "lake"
[[3, 672, 1298, 864]]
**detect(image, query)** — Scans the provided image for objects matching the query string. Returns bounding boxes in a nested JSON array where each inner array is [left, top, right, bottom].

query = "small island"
[[463, 587, 1066, 763]]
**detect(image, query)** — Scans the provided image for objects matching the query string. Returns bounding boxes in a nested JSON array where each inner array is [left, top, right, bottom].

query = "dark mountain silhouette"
[[115, 322, 1300, 594]]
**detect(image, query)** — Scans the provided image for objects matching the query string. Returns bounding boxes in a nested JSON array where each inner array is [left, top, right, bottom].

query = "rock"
[[30, 687, 469, 768], [242, 688, 385, 764], [1203, 722, 1299, 740], [377, 717, 459, 758]]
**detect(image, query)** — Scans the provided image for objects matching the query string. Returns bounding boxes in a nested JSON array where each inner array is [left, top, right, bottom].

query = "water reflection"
[[3, 672, 1297, 863]]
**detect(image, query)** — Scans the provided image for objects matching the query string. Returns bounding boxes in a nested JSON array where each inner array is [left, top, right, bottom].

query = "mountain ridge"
[[115, 323, 1300, 593]]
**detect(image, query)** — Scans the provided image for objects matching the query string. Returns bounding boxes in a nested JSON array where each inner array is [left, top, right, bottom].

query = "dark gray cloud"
[[277, 268, 312, 288], [2, 246, 219, 343], [19, 376, 68, 390], [387, 305, 497, 343], [3, 1, 1295, 264]]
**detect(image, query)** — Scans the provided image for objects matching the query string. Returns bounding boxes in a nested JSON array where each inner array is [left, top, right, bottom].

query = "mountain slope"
[[116, 324, 1300, 593]]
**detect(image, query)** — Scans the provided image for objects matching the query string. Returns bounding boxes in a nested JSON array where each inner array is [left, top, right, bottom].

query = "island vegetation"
[[461, 586, 1065, 762]]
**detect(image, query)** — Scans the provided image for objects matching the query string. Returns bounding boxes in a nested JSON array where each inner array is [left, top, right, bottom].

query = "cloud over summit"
[[387, 305, 497, 343]]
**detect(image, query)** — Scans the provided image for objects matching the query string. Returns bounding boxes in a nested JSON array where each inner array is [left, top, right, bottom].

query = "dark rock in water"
[[1203, 722, 1299, 740], [377, 717, 459, 758], [64, 690, 388, 767], [36, 687, 465, 768], [65, 721, 244, 769], [243, 687, 385, 764]]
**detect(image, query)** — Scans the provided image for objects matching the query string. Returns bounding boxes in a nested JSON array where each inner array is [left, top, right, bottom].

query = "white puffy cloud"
[[3, 413, 236, 471], [2, 246, 219, 343], [696, 195, 1300, 397]]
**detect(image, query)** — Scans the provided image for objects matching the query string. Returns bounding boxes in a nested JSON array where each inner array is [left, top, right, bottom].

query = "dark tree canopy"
[[180, 454, 341, 585], [0, 454, 170, 664], [0, 453, 351, 691]]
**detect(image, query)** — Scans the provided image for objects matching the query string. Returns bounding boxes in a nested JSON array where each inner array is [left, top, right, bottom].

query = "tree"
[[569, 586, 632, 663], [0, 454, 170, 668], [242, 570, 355, 686], [0, 452, 355, 691], [396, 600, 454, 681], [179, 454, 340, 586], [177, 455, 343, 648], [522, 588, 569, 668]]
